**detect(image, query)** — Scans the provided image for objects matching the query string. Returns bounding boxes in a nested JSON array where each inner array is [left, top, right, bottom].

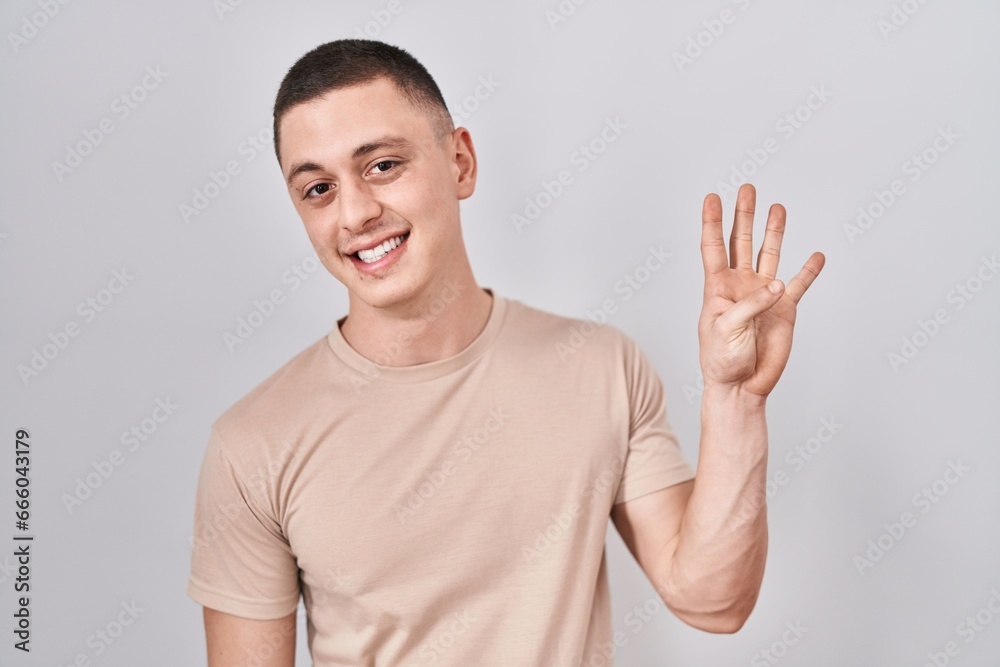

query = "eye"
[[304, 182, 332, 199], [370, 160, 397, 175]]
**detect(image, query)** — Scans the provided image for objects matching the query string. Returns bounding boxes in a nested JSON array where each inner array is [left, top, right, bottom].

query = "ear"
[[451, 127, 477, 200]]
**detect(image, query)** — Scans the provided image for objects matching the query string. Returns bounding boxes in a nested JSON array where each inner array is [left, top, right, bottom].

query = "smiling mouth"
[[355, 233, 409, 263]]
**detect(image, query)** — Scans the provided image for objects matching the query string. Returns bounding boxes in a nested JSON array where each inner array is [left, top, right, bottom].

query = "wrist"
[[699, 382, 769, 463], [701, 380, 768, 412]]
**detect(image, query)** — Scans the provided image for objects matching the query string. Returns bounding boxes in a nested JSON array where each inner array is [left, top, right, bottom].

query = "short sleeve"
[[613, 337, 696, 504], [186, 426, 300, 619]]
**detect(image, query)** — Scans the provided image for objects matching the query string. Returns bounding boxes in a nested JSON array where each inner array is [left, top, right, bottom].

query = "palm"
[[698, 184, 825, 398]]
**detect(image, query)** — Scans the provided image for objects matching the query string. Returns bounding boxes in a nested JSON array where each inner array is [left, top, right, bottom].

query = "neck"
[[340, 270, 493, 367]]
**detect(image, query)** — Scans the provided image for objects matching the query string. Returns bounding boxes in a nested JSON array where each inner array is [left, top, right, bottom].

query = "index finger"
[[701, 193, 729, 275]]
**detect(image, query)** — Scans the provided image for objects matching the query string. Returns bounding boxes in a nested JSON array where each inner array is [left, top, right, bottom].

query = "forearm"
[[662, 383, 770, 632]]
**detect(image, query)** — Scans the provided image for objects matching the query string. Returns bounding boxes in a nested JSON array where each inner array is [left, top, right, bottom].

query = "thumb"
[[717, 280, 784, 331]]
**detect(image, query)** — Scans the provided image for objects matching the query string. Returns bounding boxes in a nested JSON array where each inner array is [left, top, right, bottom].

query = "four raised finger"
[[785, 252, 826, 304], [701, 192, 729, 275], [756, 203, 786, 279], [729, 183, 756, 270]]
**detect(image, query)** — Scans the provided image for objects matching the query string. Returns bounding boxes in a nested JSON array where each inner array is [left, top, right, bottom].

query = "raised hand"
[[698, 183, 825, 398]]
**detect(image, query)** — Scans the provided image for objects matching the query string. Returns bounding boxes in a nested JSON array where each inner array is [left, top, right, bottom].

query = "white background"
[[2, 0, 999, 665]]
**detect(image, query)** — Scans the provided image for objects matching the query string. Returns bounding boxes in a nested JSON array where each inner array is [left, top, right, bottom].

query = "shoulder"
[[498, 296, 640, 366], [211, 334, 333, 446], [500, 297, 631, 343]]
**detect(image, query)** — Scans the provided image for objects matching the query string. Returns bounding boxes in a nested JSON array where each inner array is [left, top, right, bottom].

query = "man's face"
[[278, 77, 475, 311]]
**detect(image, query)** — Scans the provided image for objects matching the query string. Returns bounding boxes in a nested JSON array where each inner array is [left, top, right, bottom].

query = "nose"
[[338, 177, 382, 234]]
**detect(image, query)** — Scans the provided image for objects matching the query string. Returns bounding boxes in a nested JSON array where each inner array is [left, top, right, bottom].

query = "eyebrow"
[[284, 135, 414, 185]]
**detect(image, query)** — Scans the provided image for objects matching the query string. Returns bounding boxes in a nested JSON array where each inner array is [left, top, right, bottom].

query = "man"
[[187, 39, 824, 666]]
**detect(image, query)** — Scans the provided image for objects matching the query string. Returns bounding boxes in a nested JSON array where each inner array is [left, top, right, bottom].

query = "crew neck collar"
[[326, 290, 507, 384]]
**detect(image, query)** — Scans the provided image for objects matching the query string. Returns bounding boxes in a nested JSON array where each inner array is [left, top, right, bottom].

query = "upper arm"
[[609, 333, 698, 602], [204, 607, 296, 667], [611, 479, 694, 593], [187, 427, 301, 618]]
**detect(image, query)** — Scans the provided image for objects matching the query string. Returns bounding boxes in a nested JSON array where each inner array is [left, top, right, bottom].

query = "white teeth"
[[357, 235, 406, 263]]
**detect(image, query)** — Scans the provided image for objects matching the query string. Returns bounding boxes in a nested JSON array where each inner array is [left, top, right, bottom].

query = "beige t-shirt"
[[187, 293, 695, 666]]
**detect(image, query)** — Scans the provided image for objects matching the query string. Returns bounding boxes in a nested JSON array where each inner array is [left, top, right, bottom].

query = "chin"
[[349, 277, 421, 311]]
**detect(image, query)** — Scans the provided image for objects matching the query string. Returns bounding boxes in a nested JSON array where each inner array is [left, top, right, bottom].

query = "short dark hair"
[[272, 39, 453, 163]]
